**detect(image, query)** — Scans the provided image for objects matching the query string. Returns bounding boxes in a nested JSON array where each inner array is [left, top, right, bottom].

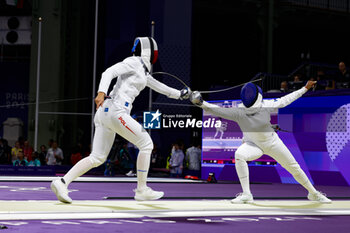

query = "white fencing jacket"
[[201, 87, 308, 144], [98, 56, 181, 113]]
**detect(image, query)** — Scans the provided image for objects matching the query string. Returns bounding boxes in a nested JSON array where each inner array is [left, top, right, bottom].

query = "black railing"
[[282, 0, 350, 13]]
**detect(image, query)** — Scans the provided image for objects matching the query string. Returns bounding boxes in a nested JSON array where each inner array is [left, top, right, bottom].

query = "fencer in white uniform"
[[51, 37, 190, 203], [190, 81, 331, 203]]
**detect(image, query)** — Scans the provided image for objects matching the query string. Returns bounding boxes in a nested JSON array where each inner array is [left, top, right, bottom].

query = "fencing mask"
[[131, 37, 158, 71], [240, 82, 263, 108]]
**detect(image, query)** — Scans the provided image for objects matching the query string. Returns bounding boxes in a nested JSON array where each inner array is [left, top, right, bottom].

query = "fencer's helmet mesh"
[[131, 37, 158, 64], [241, 82, 262, 108]]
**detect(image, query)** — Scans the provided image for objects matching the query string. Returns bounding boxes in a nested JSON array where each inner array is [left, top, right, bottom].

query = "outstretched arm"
[[146, 74, 190, 100], [190, 91, 241, 122], [264, 81, 316, 109]]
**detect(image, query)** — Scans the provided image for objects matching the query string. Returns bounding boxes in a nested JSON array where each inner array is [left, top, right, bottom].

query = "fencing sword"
[[152, 71, 263, 94]]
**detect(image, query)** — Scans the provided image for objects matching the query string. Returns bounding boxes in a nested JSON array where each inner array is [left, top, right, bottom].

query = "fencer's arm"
[[264, 81, 316, 109], [265, 87, 307, 109], [201, 101, 240, 122], [97, 62, 132, 95], [190, 91, 240, 121], [146, 74, 181, 99]]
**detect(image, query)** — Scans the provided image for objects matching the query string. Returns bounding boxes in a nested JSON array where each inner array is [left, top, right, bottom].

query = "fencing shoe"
[[231, 193, 254, 204], [307, 191, 332, 204], [51, 178, 72, 204], [134, 187, 164, 201]]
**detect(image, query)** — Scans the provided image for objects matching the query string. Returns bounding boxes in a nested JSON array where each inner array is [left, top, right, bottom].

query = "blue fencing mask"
[[240, 83, 263, 108]]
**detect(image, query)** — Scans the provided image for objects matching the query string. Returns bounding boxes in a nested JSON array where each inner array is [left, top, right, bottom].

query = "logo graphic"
[[118, 116, 136, 135], [143, 110, 161, 129]]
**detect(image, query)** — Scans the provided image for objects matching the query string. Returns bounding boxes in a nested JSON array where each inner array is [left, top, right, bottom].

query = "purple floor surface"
[[1, 216, 350, 233], [0, 181, 350, 201]]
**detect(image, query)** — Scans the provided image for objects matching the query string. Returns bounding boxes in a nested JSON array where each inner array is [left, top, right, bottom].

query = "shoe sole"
[[231, 200, 254, 204], [50, 181, 72, 204], [308, 200, 332, 204], [134, 192, 164, 201]]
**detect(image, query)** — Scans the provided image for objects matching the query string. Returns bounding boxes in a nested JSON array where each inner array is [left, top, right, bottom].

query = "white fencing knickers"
[[63, 99, 153, 189], [234, 133, 317, 195]]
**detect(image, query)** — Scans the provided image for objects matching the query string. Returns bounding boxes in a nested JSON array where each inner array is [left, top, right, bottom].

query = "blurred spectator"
[[11, 141, 22, 163], [280, 81, 289, 93], [28, 152, 41, 167], [150, 144, 161, 169], [70, 145, 82, 165], [0, 139, 11, 164], [46, 141, 64, 165], [13, 150, 28, 166], [290, 74, 304, 91], [127, 142, 138, 176], [119, 141, 133, 175], [39, 145, 47, 165], [315, 70, 334, 90], [104, 159, 115, 177], [294, 74, 301, 82], [23, 140, 33, 161], [169, 142, 185, 178], [185, 142, 202, 177], [336, 61, 350, 88]]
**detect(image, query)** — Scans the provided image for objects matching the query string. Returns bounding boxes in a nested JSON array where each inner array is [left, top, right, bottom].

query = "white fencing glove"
[[190, 91, 203, 106]]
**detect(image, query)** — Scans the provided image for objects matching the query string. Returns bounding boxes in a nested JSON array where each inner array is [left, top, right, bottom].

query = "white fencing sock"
[[63, 157, 95, 186], [136, 152, 151, 190], [235, 159, 251, 194]]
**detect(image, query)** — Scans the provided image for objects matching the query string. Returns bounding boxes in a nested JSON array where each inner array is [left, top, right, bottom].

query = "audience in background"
[[70, 145, 83, 165], [126, 142, 138, 176], [289, 74, 304, 91], [46, 141, 64, 165], [169, 142, 185, 178], [280, 81, 289, 93], [0, 139, 11, 164], [39, 145, 47, 165], [28, 152, 41, 167], [185, 142, 202, 177], [150, 144, 161, 169], [11, 141, 22, 163], [13, 150, 28, 166], [23, 140, 33, 161], [336, 61, 350, 88], [119, 141, 133, 174]]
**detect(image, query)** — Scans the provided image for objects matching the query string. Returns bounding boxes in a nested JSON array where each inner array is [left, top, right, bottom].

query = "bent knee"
[[88, 153, 106, 167], [235, 152, 246, 161], [136, 136, 153, 154]]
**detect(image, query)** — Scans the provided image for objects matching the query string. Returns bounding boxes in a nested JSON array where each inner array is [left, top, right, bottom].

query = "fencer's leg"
[[234, 143, 264, 194], [51, 125, 115, 203], [267, 138, 317, 194], [63, 126, 115, 185], [111, 113, 163, 200], [232, 143, 263, 204]]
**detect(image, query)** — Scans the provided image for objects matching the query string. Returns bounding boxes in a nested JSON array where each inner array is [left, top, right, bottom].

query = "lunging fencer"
[[190, 81, 331, 204], [51, 37, 190, 203]]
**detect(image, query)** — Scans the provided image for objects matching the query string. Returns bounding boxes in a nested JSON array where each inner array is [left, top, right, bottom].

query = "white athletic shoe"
[[51, 179, 72, 204], [126, 170, 136, 177], [307, 191, 332, 204], [231, 193, 254, 204], [134, 187, 164, 201]]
